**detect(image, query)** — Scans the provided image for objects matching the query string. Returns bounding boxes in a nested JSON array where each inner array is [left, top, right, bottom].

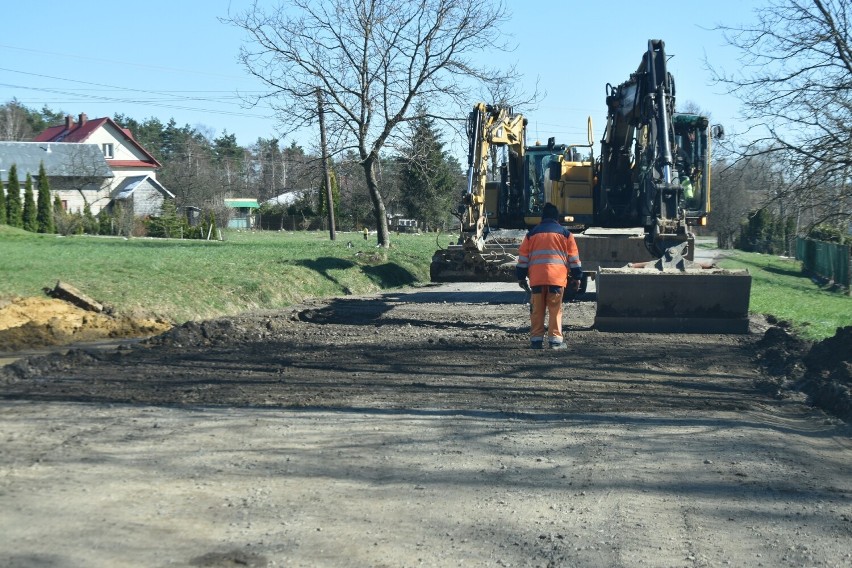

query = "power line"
[[0, 83, 273, 119], [0, 67, 261, 106], [0, 43, 247, 80]]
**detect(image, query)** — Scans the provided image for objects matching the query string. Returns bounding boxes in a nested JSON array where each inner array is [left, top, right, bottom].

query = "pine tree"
[[22, 173, 37, 232], [53, 192, 64, 234], [0, 177, 6, 225], [399, 111, 458, 230], [36, 162, 53, 234], [5, 164, 23, 228]]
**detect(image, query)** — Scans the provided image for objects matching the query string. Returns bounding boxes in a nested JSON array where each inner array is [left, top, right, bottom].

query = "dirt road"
[[1, 283, 850, 567]]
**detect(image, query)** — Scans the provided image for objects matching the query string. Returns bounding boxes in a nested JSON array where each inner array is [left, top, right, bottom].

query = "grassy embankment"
[[0, 226, 451, 323], [716, 250, 850, 341], [1, 226, 847, 340]]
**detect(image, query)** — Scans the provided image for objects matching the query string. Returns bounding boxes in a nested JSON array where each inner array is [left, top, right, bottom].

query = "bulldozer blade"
[[594, 267, 752, 333]]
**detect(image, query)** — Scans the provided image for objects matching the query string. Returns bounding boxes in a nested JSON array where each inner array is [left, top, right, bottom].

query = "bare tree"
[[711, 154, 782, 249], [478, 73, 542, 177], [0, 100, 33, 141], [161, 135, 220, 209], [336, 151, 373, 230], [710, 0, 852, 234], [51, 144, 113, 213], [226, 0, 513, 247]]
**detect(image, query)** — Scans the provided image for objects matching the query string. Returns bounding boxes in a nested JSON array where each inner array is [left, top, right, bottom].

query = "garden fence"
[[795, 237, 851, 293]]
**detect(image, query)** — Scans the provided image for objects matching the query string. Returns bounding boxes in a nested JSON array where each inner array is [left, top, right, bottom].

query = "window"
[[102, 143, 114, 159]]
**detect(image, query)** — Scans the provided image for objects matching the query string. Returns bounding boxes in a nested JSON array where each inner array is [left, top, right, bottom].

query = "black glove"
[[568, 278, 581, 293], [518, 280, 530, 292]]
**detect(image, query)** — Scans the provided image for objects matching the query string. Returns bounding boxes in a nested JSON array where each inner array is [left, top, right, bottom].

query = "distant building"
[[263, 189, 315, 208], [0, 141, 113, 212], [112, 175, 174, 217], [224, 198, 259, 229], [29, 113, 174, 215]]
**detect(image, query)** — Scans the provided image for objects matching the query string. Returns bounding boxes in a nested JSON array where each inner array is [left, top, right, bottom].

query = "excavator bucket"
[[594, 244, 752, 333], [430, 243, 520, 282], [430, 229, 526, 283]]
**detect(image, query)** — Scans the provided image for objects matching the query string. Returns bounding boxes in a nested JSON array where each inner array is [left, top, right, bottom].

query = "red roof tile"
[[33, 115, 160, 168], [33, 125, 66, 142], [107, 160, 158, 168]]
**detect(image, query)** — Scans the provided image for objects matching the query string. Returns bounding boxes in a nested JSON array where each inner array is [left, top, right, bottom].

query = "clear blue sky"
[[1, 0, 760, 159]]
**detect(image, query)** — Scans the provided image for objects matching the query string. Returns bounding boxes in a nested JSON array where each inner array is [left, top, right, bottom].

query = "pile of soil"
[[0, 296, 172, 352], [756, 320, 852, 421], [2, 287, 849, 424]]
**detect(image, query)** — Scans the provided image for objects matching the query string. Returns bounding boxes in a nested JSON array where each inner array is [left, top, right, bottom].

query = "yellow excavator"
[[431, 40, 751, 332], [429, 102, 529, 282]]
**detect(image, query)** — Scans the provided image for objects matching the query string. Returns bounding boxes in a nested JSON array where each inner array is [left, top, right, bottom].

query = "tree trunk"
[[361, 157, 390, 248]]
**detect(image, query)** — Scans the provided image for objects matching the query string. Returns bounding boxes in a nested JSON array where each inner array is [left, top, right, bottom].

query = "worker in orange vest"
[[516, 203, 582, 349]]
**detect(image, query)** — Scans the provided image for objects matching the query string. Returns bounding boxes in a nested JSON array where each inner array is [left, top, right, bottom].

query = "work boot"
[[530, 340, 544, 350], [549, 341, 567, 350]]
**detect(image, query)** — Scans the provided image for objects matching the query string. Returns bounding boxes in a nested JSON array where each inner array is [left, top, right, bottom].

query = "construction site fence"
[[795, 237, 851, 293]]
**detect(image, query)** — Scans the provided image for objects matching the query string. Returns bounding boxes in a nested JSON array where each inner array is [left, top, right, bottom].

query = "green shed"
[[224, 198, 259, 229]]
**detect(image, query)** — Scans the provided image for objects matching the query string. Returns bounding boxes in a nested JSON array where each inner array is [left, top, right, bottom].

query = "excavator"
[[428, 102, 530, 282], [430, 40, 751, 332], [591, 39, 751, 332], [429, 103, 591, 283]]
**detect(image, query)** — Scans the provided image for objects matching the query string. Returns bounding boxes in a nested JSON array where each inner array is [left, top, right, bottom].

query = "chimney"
[[78, 113, 88, 125], [65, 115, 75, 130]]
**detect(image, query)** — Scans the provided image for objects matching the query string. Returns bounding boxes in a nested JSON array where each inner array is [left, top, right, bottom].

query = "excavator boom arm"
[[462, 103, 527, 243]]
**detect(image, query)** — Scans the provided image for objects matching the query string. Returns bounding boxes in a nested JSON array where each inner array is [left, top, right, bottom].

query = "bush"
[[737, 209, 795, 255], [145, 200, 186, 238], [809, 224, 851, 246]]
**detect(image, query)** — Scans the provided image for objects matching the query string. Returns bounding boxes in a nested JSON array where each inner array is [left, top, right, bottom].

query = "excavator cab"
[[672, 113, 712, 226]]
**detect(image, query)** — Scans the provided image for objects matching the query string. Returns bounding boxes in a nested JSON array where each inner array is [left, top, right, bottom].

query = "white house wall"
[[52, 183, 111, 215], [130, 180, 165, 216], [113, 167, 158, 179], [86, 124, 156, 168]]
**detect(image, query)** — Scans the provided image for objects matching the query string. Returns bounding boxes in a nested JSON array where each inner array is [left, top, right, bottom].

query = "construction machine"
[[431, 40, 751, 332], [591, 39, 751, 332], [429, 103, 594, 284], [428, 103, 529, 282]]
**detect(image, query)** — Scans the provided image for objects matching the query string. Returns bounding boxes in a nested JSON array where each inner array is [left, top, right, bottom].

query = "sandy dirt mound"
[[0, 296, 171, 351]]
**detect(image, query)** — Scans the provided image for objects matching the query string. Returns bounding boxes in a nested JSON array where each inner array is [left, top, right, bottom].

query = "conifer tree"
[[399, 112, 458, 230], [22, 173, 37, 232], [53, 192, 64, 234], [36, 162, 53, 233], [82, 202, 98, 235], [5, 164, 23, 228], [0, 178, 6, 225]]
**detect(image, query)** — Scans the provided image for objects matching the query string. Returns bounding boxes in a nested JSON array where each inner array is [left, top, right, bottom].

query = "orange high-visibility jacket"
[[515, 219, 582, 287]]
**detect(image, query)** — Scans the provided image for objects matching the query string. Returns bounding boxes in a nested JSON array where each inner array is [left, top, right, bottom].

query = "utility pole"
[[317, 88, 336, 241]]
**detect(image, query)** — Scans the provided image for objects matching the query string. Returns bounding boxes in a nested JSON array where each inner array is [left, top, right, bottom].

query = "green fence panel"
[[796, 237, 851, 289]]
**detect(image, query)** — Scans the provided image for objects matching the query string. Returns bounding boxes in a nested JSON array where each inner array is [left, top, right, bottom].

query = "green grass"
[[718, 250, 851, 341], [3, 226, 847, 340], [0, 226, 452, 323]]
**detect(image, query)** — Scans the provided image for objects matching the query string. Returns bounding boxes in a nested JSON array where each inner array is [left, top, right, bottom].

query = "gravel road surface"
[[1, 282, 850, 568]]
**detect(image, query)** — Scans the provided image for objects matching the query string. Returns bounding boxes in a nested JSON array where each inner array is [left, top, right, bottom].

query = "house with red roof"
[[34, 113, 173, 216]]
